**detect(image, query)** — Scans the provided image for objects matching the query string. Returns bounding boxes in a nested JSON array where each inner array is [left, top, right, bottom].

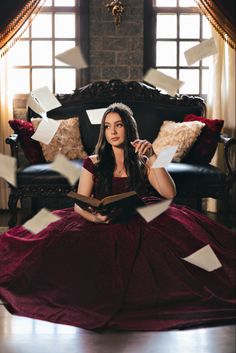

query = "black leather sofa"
[[6, 79, 236, 227]]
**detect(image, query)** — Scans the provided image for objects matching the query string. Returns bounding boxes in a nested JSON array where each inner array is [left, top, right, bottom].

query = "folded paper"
[[23, 208, 61, 234], [137, 199, 172, 223], [49, 153, 81, 185], [184, 37, 218, 66], [182, 244, 222, 272], [31, 118, 61, 145], [55, 46, 88, 69], [0, 153, 16, 186], [151, 145, 178, 168], [27, 86, 61, 118], [143, 68, 184, 96], [86, 108, 107, 124]]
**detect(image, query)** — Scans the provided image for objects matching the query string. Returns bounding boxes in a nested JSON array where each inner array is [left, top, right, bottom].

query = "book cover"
[[67, 190, 145, 215]]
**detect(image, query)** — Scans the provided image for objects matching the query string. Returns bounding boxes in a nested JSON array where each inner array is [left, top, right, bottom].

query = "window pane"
[[179, 41, 200, 66], [180, 14, 200, 38], [9, 41, 29, 66], [54, 0, 75, 5], [55, 14, 75, 38], [43, 0, 52, 5], [31, 14, 52, 38], [156, 41, 177, 66], [55, 41, 76, 66], [156, 14, 177, 38], [179, 0, 197, 6], [32, 69, 53, 91], [202, 69, 210, 94], [155, 0, 177, 6], [10, 69, 30, 94], [179, 69, 199, 94], [202, 17, 212, 38], [32, 41, 52, 65], [55, 68, 76, 93], [202, 53, 212, 67]]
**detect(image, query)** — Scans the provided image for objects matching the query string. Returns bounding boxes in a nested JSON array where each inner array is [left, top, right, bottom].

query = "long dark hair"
[[94, 102, 147, 198]]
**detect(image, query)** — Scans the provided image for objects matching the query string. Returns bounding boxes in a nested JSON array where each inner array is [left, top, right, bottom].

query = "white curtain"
[[206, 28, 236, 212], [0, 56, 13, 209]]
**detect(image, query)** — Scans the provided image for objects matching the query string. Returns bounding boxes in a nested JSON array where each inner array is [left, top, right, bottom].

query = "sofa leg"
[[8, 190, 19, 228]]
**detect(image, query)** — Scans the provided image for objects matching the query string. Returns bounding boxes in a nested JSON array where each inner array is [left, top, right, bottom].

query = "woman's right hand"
[[88, 208, 110, 224]]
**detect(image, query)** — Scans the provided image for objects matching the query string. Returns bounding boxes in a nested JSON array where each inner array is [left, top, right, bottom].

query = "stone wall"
[[89, 0, 144, 82]]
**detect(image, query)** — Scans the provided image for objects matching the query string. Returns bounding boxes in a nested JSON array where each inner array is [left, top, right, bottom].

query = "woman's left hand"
[[131, 139, 155, 158]]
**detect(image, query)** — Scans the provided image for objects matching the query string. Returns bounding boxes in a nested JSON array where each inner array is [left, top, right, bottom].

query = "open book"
[[67, 190, 145, 215]]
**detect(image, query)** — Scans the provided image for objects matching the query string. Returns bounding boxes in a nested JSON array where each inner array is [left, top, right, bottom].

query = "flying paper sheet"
[[27, 86, 61, 118], [49, 153, 81, 186], [31, 118, 61, 145], [184, 37, 218, 66], [151, 145, 178, 168], [182, 244, 222, 272], [22, 208, 61, 234], [137, 199, 172, 223], [55, 46, 88, 69], [0, 153, 16, 186], [143, 68, 184, 96], [86, 108, 107, 124]]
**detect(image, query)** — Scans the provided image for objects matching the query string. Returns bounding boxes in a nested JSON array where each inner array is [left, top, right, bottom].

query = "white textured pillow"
[[152, 120, 205, 162], [31, 117, 88, 162]]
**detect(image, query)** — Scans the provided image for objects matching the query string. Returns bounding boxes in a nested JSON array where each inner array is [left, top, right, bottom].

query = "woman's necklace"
[[115, 166, 125, 175]]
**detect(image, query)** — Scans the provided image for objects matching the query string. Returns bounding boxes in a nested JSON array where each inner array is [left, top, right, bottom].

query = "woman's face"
[[104, 112, 126, 147]]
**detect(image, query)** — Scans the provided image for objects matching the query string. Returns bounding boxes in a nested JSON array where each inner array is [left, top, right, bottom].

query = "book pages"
[[182, 244, 222, 272], [143, 68, 184, 96], [49, 153, 81, 186], [55, 46, 88, 69], [151, 145, 178, 168], [137, 199, 172, 223], [31, 118, 61, 145], [184, 37, 218, 66], [27, 86, 61, 118], [23, 208, 61, 234], [0, 153, 16, 186], [86, 108, 107, 124]]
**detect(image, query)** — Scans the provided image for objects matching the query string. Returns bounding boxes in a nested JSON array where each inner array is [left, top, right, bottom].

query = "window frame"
[[144, 0, 211, 99]]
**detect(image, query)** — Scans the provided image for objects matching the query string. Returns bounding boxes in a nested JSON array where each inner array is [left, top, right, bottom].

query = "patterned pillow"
[[183, 114, 224, 164], [152, 120, 205, 162], [31, 117, 88, 162], [8, 119, 45, 164]]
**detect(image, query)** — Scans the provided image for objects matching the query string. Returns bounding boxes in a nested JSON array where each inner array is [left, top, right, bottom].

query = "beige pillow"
[[31, 117, 88, 162], [152, 120, 205, 162]]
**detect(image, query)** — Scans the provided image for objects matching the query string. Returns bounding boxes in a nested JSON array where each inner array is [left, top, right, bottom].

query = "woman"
[[0, 103, 235, 331]]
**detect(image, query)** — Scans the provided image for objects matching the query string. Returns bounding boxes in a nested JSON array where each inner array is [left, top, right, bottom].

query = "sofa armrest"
[[219, 133, 236, 182], [6, 133, 20, 168]]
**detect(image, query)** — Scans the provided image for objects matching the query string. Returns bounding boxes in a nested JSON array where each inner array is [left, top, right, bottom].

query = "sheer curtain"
[[0, 57, 13, 209], [0, 0, 46, 209]]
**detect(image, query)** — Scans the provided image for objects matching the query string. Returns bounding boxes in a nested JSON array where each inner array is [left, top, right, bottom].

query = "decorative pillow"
[[31, 117, 88, 162], [152, 120, 205, 162], [8, 119, 45, 164], [183, 114, 224, 164]]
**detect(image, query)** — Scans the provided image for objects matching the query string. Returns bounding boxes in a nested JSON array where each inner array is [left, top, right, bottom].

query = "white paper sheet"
[[31, 118, 61, 145], [184, 37, 218, 66], [55, 46, 88, 69], [182, 244, 222, 272], [49, 153, 81, 186], [22, 208, 61, 234], [136, 199, 172, 223], [86, 108, 107, 124], [143, 68, 184, 96], [0, 153, 16, 186], [27, 86, 61, 118], [151, 145, 178, 168]]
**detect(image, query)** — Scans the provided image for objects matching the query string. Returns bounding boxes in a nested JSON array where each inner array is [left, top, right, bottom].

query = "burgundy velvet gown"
[[0, 157, 235, 331]]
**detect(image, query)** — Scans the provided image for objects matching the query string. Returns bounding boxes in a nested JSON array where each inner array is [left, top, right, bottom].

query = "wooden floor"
[[0, 305, 235, 353], [0, 210, 235, 352]]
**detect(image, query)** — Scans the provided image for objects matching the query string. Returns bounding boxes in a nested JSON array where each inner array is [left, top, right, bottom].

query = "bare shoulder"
[[89, 154, 98, 164]]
